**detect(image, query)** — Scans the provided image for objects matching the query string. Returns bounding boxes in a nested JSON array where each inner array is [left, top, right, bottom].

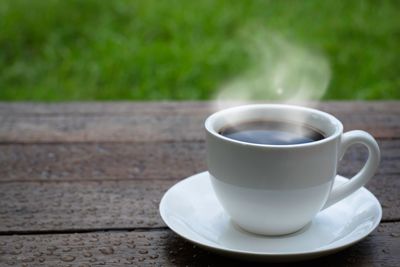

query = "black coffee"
[[219, 120, 325, 145]]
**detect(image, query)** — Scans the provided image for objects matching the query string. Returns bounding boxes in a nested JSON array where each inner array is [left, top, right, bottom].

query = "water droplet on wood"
[[113, 241, 121, 246], [47, 245, 57, 251], [60, 255, 75, 262], [99, 246, 114, 255], [139, 249, 148, 254], [83, 251, 92, 257]]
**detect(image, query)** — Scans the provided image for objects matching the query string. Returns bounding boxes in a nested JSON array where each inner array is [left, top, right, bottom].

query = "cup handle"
[[322, 130, 380, 209]]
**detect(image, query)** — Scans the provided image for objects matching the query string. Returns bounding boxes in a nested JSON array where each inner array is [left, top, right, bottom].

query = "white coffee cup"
[[205, 104, 380, 236]]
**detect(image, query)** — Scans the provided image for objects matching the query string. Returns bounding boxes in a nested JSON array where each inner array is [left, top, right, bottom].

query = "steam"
[[214, 31, 331, 108]]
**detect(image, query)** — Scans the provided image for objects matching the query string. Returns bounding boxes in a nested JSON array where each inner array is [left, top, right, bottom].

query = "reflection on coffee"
[[219, 120, 325, 145]]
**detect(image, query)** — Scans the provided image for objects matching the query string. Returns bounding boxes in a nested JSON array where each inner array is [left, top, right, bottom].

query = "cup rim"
[[205, 104, 343, 149]]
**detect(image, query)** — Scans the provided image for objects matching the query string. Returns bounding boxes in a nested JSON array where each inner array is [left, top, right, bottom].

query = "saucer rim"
[[159, 171, 382, 258]]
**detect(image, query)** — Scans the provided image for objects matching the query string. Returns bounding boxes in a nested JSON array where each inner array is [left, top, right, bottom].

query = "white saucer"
[[159, 171, 382, 262]]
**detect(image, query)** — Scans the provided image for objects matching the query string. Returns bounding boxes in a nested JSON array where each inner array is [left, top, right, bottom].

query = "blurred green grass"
[[0, 0, 399, 101]]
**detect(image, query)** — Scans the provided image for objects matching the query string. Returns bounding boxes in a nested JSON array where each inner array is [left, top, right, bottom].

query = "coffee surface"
[[219, 120, 325, 145]]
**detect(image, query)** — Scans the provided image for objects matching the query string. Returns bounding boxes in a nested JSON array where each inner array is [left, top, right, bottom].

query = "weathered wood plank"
[[0, 142, 206, 182], [0, 102, 399, 142], [0, 113, 397, 142], [0, 174, 398, 233], [0, 180, 171, 233], [0, 140, 398, 182], [0, 223, 398, 266], [0, 113, 206, 143], [1, 101, 399, 115]]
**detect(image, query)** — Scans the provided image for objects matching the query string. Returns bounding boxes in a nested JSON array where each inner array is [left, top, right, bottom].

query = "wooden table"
[[0, 101, 399, 266]]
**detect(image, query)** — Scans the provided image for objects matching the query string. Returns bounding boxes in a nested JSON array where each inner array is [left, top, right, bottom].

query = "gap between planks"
[[0, 137, 398, 146], [0, 178, 181, 184], [0, 140, 206, 145], [0, 227, 169, 236], [0, 221, 397, 236]]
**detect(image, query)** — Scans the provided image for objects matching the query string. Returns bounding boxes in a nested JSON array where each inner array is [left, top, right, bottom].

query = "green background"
[[1, 0, 399, 101]]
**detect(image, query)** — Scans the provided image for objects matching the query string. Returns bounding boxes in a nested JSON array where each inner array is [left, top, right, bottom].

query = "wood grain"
[[0, 174, 398, 233], [0, 223, 398, 267], [0, 102, 399, 143], [0, 140, 398, 182]]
